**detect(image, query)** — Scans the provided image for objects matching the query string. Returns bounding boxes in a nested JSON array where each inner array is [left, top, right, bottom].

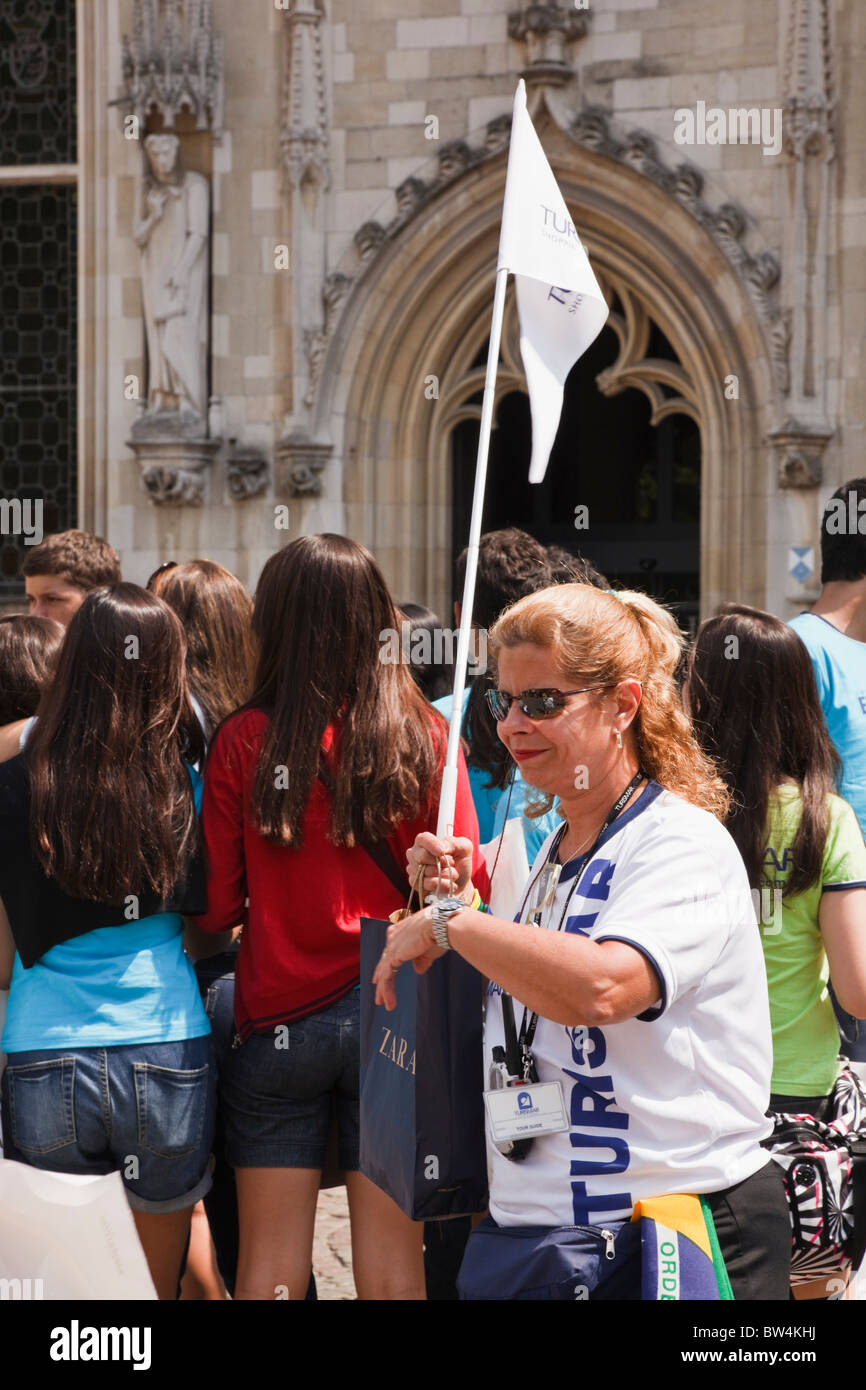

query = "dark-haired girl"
[[0, 615, 63, 763], [155, 558, 254, 1297], [191, 534, 487, 1300], [685, 602, 866, 1299], [0, 585, 215, 1300], [152, 559, 254, 743]]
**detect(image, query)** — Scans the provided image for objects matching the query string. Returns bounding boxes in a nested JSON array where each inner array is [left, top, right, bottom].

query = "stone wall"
[[68, 0, 862, 622]]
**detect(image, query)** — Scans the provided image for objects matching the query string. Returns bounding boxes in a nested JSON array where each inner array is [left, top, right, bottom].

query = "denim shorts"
[[195, 948, 238, 1072], [221, 988, 360, 1170], [0, 1035, 216, 1214]]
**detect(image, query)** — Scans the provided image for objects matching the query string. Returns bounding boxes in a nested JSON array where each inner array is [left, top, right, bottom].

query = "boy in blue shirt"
[[791, 477, 866, 1059]]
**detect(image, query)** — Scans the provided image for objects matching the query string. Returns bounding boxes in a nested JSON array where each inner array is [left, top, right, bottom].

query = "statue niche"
[[133, 132, 209, 431], [128, 132, 219, 505]]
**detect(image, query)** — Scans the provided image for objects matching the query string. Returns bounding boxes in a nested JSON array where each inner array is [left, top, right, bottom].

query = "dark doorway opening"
[[451, 321, 700, 635]]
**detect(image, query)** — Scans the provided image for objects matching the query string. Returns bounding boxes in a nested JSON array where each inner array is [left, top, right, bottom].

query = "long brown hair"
[[685, 603, 839, 894], [156, 560, 253, 740], [490, 583, 730, 819], [26, 584, 203, 901], [0, 616, 63, 724], [247, 534, 444, 846]]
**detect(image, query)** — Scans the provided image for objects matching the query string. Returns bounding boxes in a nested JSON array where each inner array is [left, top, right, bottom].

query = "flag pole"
[[436, 261, 509, 839], [433, 75, 607, 840]]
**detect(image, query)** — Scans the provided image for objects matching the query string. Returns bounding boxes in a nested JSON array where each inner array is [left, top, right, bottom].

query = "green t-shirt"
[[761, 786, 866, 1096]]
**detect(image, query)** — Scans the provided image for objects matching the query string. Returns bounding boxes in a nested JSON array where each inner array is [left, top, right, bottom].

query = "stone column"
[[275, 0, 339, 528], [775, 0, 836, 606]]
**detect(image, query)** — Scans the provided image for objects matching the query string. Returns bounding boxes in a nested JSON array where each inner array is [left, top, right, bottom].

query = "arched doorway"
[[316, 108, 777, 626], [449, 281, 701, 632]]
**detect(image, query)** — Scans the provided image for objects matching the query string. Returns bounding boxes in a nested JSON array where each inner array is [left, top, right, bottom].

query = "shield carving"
[[7, 39, 48, 90]]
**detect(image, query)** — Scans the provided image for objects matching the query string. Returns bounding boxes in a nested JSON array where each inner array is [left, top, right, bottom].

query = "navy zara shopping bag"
[[359, 917, 489, 1220]]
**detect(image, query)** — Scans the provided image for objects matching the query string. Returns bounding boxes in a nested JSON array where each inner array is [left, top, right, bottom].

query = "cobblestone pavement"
[[312, 1186, 355, 1300]]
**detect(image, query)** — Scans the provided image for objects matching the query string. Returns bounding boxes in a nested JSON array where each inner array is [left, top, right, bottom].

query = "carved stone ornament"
[[334, 106, 790, 398], [769, 418, 834, 489], [142, 465, 205, 505], [280, 0, 329, 190], [120, 0, 225, 137], [570, 109, 791, 394], [507, 4, 590, 86], [784, 0, 835, 163], [128, 434, 221, 507], [275, 435, 333, 498], [226, 441, 270, 500], [303, 272, 353, 409], [354, 221, 387, 263], [594, 270, 699, 425]]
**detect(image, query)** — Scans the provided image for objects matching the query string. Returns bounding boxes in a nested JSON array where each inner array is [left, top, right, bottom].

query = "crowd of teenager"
[[2, 479, 866, 1301]]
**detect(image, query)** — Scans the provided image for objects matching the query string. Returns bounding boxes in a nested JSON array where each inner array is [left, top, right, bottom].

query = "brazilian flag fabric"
[[633, 1194, 734, 1300]]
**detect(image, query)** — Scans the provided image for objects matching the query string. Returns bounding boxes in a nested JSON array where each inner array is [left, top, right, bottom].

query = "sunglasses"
[[486, 685, 609, 721]]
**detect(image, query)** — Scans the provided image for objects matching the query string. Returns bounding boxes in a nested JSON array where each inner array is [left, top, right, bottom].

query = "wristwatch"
[[429, 896, 466, 951]]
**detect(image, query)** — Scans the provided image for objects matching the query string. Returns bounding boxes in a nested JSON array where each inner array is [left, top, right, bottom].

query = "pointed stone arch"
[[316, 110, 777, 622]]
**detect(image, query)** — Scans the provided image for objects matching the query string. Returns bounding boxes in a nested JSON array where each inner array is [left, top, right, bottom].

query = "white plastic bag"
[[0, 1158, 157, 1299]]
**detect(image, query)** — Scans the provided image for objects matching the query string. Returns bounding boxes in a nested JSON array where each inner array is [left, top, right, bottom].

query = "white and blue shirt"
[[484, 781, 774, 1228]]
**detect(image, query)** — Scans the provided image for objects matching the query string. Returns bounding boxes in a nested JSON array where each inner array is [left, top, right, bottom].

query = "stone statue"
[[133, 133, 209, 426]]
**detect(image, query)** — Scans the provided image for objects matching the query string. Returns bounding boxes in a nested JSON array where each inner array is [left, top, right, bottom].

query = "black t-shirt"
[[0, 753, 207, 968]]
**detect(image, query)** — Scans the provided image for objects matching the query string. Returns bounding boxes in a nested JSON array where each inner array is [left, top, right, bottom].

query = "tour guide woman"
[[374, 584, 792, 1300]]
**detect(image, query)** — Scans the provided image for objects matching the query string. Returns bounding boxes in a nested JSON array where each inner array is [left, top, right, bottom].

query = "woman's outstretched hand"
[[373, 832, 477, 1009], [373, 907, 444, 1011]]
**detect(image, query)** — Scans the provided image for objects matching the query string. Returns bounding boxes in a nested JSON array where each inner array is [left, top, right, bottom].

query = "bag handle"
[[317, 758, 444, 920], [317, 757, 414, 905], [391, 865, 428, 922], [361, 835, 414, 904]]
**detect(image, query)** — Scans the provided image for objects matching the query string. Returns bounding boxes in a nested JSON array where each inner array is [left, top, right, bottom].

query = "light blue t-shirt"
[[435, 689, 561, 863], [790, 612, 866, 835], [1, 766, 209, 1052], [2, 915, 210, 1052]]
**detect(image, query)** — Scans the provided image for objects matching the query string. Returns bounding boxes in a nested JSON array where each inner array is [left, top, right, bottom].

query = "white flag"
[[498, 80, 608, 484]]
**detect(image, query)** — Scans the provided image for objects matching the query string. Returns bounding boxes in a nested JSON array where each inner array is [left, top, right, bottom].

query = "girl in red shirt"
[[192, 533, 485, 1300]]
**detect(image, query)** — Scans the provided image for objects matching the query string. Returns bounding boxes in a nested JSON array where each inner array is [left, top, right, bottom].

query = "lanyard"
[[501, 769, 645, 1079]]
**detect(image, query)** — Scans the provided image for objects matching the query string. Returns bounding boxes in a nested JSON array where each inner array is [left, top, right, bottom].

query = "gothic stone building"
[[0, 0, 859, 633]]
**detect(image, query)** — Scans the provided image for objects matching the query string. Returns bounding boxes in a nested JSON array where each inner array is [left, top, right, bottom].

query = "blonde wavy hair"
[[489, 584, 730, 821]]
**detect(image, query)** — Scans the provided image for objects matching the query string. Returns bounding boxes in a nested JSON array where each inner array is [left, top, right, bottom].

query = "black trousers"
[[703, 1158, 791, 1301], [424, 1218, 472, 1301]]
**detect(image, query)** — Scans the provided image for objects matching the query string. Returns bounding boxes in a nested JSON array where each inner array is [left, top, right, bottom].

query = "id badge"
[[484, 1081, 568, 1144]]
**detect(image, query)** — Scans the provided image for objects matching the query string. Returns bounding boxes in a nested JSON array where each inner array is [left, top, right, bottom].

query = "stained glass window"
[[0, 2, 77, 595], [0, 1, 77, 165]]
